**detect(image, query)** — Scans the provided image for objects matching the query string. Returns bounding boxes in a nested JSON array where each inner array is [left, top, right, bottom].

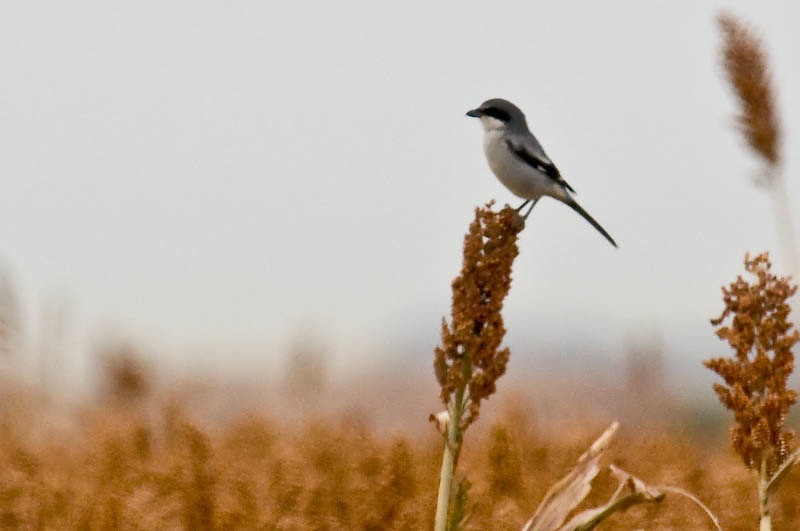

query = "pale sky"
[[1, 1, 799, 381]]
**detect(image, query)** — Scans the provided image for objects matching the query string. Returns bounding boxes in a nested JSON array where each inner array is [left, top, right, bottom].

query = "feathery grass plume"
[[432, 202, 523, 531], [718, 13, 799, 280], [705, 252, 799, 530], [719, 13, 781, 168]]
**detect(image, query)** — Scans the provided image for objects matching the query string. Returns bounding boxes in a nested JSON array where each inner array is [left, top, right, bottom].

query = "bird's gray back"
[[483, 129, 567, 201], [509, 129, 551, 163]]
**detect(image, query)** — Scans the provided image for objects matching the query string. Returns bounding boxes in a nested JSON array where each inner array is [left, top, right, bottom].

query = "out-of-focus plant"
[[431, 202, 523, 531], [718, 13, 797, 276], [97, 341, 152, 404], [719, 14, 780, 169], [705, 252, 800, 530], [0, 269, 20, 358], [284, 337, 328, 400]]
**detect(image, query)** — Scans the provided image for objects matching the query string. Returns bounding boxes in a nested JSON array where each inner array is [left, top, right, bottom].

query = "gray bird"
[[466, 98, 617, 248]]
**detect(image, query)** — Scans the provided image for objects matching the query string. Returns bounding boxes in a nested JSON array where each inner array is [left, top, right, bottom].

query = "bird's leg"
[[522, 198, 539, 220], [515, 199, 531, 212]]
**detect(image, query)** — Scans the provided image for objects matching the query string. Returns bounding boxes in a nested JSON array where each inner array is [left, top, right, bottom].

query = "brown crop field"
[[0, 361, 798, 530]]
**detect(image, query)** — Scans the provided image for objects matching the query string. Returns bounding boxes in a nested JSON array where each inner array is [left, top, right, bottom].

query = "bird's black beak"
[[466, 108, 482, 117]]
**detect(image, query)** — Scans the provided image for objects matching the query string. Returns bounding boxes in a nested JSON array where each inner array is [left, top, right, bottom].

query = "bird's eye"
[[481, 107, 511, 122]]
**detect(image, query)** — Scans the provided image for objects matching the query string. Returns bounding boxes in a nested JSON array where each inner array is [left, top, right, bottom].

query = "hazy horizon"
[[1, 1, 799, 385]]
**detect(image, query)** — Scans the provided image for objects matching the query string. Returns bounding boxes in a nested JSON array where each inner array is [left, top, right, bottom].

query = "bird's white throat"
[[478, 115, 506, 133]]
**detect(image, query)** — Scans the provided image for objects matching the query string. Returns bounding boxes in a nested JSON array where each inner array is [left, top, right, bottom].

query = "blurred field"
[[1, 356, 798, 531]]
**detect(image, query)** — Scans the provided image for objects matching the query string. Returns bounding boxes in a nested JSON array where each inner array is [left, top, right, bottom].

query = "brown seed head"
[[433, 203, 522, 428], [704, 252, 798, 475], [718, 13, 782, 169]]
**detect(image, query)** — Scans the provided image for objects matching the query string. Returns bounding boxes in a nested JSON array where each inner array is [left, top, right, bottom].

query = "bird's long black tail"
[[565, 198, 618, 248]]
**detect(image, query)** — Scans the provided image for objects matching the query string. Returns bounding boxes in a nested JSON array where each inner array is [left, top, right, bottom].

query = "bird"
[[466, 98, 617, 248]]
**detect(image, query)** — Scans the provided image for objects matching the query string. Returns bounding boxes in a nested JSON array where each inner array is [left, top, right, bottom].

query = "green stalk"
[[433, 355, 471, 531], [433, 418, 458, 531], [770, 173, 800, 279], [759, 458, 771, 531]]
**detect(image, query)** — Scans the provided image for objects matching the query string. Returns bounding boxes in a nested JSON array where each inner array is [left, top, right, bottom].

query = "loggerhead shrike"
[[466, 98, 617, 248]]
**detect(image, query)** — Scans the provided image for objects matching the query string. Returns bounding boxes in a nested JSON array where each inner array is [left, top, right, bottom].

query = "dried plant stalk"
[[433, 203, 522, 531], [434, 203, 521, 428], [705, 252, 798, 530]]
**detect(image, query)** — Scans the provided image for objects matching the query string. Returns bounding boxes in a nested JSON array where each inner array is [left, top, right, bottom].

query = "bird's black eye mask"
[[480, 107, 511, 122]]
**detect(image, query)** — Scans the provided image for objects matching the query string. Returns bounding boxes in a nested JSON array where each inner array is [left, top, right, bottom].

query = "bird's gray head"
[[466, 98, 527, 133]]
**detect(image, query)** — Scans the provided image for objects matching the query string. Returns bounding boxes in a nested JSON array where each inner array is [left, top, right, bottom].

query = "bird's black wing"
[[505, 137, 576, 194]]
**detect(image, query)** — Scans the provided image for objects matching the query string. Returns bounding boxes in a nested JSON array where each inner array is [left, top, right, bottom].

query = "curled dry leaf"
[[429, 410, 450, 436], [557, 465, 665, 531], [521, 422, 619, 531], [520, 425, 719, 531]]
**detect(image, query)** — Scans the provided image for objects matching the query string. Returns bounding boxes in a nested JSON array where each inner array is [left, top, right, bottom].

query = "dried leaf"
[[521, 422, 618, 531], [766, 446, 800, 494], [429, 410, 450, 435], [558, 466, 664, 531]]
